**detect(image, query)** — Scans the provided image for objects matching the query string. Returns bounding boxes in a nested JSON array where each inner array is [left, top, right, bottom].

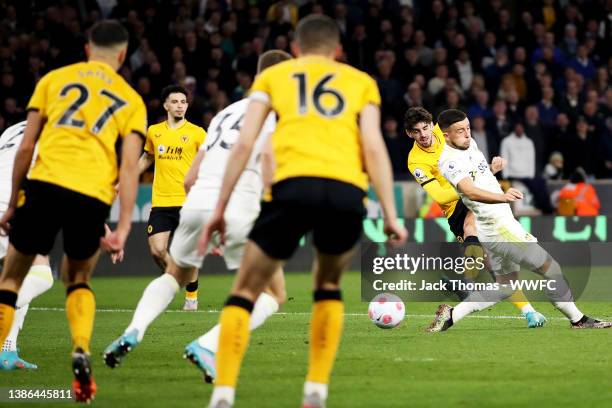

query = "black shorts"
[[248, 177, 366, 260], [147, 206, 181, 237], [447, 199, 469, 240], [9, 180, 110, 260]]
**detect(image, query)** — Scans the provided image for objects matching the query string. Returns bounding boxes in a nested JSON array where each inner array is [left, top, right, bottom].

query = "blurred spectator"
[[524, 105, 547, 174], [467, 89, 492, 120], [382, 117, 411, 178], [537, 87, 559, 128], [470, 115, 491, 161], [558, 169, 600, 216], [543, 151, 564, 180], [486, 98, 512, 156], [501, 122, 536, 179], [566, 117, 598, 177]]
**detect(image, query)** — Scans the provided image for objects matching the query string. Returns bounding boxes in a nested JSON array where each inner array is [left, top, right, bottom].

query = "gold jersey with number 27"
[[27, 60, 147, 205]]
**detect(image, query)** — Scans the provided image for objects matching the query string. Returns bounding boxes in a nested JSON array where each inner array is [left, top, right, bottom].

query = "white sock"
[[304, 381, 328, 400], [16, 264, 54, 308], [520, 303, 536, 314], [451, 289, 507, 322], [198, 292, 279, 353], [542, 260, 584, 322], [2, 264, 54, 352], [125, 274, 179, 341], [2, 304, 28, 352], [210, 386, 235, 407]]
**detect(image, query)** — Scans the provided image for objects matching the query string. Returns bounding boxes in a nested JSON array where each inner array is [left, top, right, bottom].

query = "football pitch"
[[4, 271, 612, 408]]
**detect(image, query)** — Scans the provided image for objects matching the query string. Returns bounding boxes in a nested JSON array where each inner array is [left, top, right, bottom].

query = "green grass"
[[3, 272, 612, 407]]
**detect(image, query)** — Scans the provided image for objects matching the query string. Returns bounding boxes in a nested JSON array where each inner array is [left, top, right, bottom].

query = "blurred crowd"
[[1, 0, 611, 180]]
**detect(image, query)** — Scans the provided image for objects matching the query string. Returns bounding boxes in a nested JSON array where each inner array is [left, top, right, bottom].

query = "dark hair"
[[161, 85, 188, 102], [437, 109, 467, 131], [404, 107, 433, 132], [257, 50, 292, 73], [89, 20, 129, 47], [296, 15, 340, 52]]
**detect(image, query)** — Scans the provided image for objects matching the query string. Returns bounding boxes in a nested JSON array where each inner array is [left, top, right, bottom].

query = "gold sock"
[[66, 286, 95, 353], [185, 290, 198, 300], [508, 290, 530, 312], [306, 298, 344, 384], [0, 290, 18, 346], [215, 302, 252, 387]]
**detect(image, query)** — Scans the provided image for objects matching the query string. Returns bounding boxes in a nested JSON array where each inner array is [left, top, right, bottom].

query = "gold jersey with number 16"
[[249, 55, 381, 191]]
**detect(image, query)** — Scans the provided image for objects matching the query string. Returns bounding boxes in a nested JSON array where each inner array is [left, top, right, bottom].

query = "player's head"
[[293, 15, 341, 58], [86, 20, 129, 70], [404, 107, 434, 148], [161, 85, 189, 121], [438, 109, 470, 150], [257, 49, 292, 75]]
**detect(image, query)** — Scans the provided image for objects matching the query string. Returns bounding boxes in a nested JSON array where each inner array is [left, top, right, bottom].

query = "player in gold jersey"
[[0, 20, 146, 402], [138, 85, 206, 310], [404, 107, 546, 328], [198, 15, 407, 408]]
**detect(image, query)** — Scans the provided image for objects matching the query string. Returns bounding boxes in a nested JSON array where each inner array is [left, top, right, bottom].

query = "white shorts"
[[478, 217, 548, 275], [169, 208, 258, 270]]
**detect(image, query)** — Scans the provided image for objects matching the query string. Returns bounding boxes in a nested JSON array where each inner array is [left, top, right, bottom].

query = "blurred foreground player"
[[0, 21, 146, 402], [0, 122, 53, 370], [103, 51, 292, 383], [199, 15, 407, 408]]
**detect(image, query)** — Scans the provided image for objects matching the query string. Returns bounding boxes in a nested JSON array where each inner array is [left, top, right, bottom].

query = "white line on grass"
[[30, 307, 571, 320]]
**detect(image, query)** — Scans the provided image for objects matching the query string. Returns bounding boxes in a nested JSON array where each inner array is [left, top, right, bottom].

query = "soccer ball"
[[368, 293, 405, 329]]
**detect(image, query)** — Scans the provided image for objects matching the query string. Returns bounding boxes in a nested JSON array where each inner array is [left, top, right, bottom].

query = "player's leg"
[[0, 246, 36, 351], [1, 255, 53, 370], [302, 194, 365, 408], [187, 265, 286, 383], [427, 250, 513, 332], [208, 199, 307, 408], [105, 208, 203, 367], [62, 187, 112, 402], [147, 230, 171, 270], [494, 270, 546, 328], [0, 181, 60, 352], [209, 241, 284, 407], [104, 258, 195, 367], [527, 251, 612, 329]]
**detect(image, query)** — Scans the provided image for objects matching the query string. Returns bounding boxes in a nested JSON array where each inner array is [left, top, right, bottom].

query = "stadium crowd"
[[0, 0, 611, 180]]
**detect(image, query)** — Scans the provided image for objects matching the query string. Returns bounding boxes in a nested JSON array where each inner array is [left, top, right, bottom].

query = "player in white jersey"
[[427, 109, 612, 331], [103, 51, 292, 382], [0, 122, 54, 370]]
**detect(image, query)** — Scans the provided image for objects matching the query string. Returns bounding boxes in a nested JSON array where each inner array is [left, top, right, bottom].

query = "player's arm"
[[138, 152, 154, 174], [456, 177, 522, 203], [359, 104, 407, 244], [490, 156, 507, 175], [7, 111, 43, 209], [216, 100, 270, 212], [422, 179, 460, 205], [115, 132, 143, 234], [261, 138, 275, 190], [184, 150, 205, 194]]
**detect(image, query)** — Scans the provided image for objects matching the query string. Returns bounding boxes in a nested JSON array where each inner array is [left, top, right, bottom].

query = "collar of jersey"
[[86, 59, 115, 72], [164, 120, 188, 131]]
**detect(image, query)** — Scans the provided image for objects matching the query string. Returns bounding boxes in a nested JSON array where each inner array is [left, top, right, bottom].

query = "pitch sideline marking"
[[30, 307, 574, 320]]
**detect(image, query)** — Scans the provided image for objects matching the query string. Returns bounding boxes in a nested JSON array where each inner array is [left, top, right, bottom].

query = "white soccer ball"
[[368, 293, 405, 329]]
